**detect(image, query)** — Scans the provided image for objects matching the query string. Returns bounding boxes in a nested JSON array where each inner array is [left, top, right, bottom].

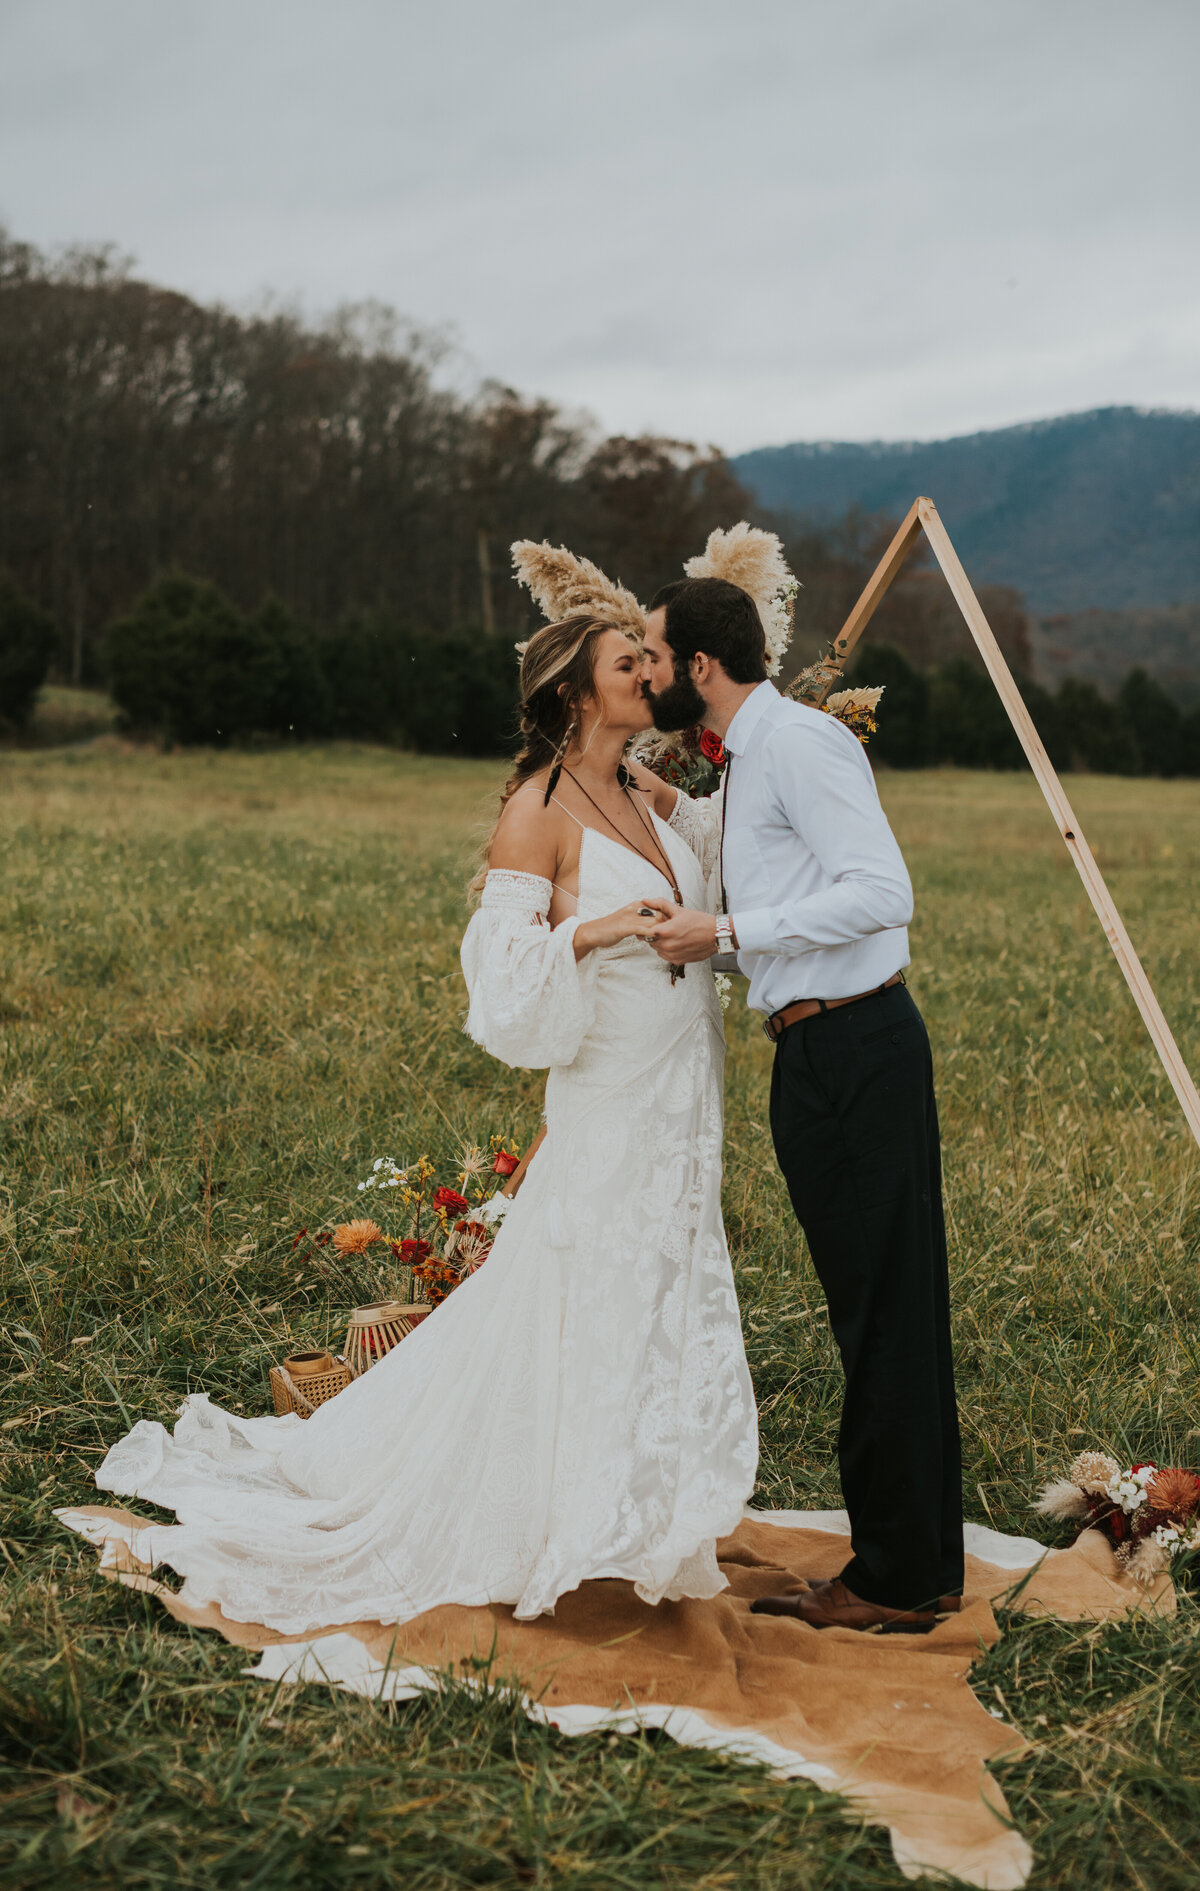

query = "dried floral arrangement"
[[630, 725, 727, 800], [821, 685, 884, 744], [1036, 1449, 1200, 1585], [291, 1138, 522, 1313]]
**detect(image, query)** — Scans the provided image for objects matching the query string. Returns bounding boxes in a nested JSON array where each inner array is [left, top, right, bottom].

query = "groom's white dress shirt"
[[721, 681, 913, 1014]]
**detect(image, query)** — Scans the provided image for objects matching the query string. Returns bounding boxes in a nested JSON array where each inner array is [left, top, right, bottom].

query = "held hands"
[[573, 900, 666, 960], [638, 899, 720, 964]]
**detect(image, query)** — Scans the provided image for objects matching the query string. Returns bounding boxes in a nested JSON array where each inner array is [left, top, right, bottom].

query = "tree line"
[[849, 643, 1200, 777], [2, 229, 1196, 773], [0, 230, 743, 690]]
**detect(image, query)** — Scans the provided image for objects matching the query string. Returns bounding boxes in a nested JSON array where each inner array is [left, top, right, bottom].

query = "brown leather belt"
[[762, 971, 905, 1042]]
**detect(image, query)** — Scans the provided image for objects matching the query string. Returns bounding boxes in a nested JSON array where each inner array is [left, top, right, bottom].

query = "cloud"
[[2, 0, 1198, 448]]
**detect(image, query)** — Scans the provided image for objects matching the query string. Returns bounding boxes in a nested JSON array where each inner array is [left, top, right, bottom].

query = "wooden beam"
[[917, 497, 1200, 1152], [786, 499, 925, 709], [831, 498, 925, 669]]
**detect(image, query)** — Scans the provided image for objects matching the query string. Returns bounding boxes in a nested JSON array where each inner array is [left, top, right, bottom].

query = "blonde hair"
[[471, 613, 632, 892]]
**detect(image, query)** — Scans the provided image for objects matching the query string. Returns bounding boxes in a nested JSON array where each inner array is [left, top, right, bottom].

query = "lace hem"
[[480, 869, 552, 917]]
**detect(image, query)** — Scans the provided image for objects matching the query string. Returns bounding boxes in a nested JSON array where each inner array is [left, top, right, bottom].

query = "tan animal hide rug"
[[63, 1504, 1173, 1890]]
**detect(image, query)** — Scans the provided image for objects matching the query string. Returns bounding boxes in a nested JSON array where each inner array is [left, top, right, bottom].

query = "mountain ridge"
[[731, 406, 1200, 616]]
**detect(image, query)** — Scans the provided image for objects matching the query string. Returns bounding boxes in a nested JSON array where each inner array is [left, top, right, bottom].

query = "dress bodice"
[[464, 807, 717, 1074], [568, 812, 708, 957]]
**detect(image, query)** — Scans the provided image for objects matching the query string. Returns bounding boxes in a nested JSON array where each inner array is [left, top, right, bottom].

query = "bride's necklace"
[[560, 767, 684, 907]]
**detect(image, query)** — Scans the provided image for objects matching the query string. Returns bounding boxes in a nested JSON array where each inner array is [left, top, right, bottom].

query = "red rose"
[[433, 1187, 468, 1214], [397, 1238, 432, 1263], [699, 729, 726, 768], [492, 1150, 520, 1177]]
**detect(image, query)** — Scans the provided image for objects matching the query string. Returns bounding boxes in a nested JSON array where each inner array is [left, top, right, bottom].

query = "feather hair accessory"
[[683, 522, 798, 677], [511, 540, 646, 651]]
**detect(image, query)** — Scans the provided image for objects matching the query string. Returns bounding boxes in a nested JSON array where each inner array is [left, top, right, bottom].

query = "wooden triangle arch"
[[787, 496, 1200, 1152]]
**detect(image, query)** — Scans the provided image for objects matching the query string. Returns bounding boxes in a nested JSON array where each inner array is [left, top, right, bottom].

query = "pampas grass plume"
[[1034, 1478, 1090, 1522], [684, 522, 796, 672], [511, 540, 645, 640]]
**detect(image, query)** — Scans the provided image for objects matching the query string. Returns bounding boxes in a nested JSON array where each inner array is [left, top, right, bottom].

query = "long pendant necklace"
[[560, 768, 683, 903], [559, 768, 686, 981]]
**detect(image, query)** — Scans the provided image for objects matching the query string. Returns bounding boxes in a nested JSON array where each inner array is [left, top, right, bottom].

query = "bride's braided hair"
[[472, 613, 634, 892]]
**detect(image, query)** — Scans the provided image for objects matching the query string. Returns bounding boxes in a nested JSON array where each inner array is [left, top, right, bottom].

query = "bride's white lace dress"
[[57, 800, 757, 1635]]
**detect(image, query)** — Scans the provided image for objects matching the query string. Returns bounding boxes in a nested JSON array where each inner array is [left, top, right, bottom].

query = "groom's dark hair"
[[650, 577, 768, 685]]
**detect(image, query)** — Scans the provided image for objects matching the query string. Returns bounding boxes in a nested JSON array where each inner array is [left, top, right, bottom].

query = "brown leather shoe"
[[749, 1578, 940, 1633], [804, 1576, 964, 1614]]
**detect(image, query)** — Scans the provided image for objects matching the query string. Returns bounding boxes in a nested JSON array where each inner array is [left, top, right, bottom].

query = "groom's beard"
[[645, 670, 708, 732]]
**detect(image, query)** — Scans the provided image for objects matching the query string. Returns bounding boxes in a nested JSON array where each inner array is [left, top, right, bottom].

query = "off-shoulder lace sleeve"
[[460, 869, 601, 1069], [668, 779, 724, 884]]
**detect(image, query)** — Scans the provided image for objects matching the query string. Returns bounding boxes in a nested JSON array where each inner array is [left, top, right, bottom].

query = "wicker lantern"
[[343, 1298, 431, 1376]]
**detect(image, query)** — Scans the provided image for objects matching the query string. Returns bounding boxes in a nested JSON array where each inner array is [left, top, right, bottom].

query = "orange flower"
[[1147, 1467, 1200, 1517], [332, 1218, 384, 1254]]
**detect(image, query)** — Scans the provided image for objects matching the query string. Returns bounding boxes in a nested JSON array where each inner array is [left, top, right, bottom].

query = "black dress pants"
[[768, 982, 963, 1609]]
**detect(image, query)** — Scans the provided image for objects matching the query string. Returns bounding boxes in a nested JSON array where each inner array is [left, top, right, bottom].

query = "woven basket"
[[269, 1350, 353, 1418], [343, 1299, 431, 1376]]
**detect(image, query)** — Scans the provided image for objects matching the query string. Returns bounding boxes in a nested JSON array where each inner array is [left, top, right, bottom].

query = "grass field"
[[2, 745, 1199, 1890]]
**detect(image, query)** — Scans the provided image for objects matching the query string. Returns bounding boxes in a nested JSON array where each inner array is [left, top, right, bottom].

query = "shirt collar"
[[722, 680, 777, 757]]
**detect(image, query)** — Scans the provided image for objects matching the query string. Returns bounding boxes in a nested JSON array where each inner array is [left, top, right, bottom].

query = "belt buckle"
[[763, 1014, 781, 1042]]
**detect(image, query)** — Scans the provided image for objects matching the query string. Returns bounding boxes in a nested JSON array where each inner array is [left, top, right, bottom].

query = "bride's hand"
[[573, 900, 664, 960]]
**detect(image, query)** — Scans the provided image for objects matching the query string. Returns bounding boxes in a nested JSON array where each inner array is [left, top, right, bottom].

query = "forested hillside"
[[732, 408, 1200, 614], [0, 232, 745, 686], [3, 231, 1198, 763]]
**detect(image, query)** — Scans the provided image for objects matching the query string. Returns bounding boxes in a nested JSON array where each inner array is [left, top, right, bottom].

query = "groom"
[[642, 576, 964, 1632]]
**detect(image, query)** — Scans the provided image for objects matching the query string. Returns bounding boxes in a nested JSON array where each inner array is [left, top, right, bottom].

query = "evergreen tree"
[[1117, 667, 1185, 776], [251, 597, 331, 739], [0, 570, 57, 726], [849, 642, 930, 767], [106, 573, 302, 744], [928, 656, 1023, 768], [1056, 678, 1139, 774]]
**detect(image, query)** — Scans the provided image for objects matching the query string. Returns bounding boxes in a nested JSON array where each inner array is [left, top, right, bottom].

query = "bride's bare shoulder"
[[490, 779, 563, 878]]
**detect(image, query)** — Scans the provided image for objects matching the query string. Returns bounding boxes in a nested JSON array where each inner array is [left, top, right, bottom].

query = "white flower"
[[1106, 1472, 1149, 1514], [476, 1193, 512, 1228], [713, 971, 732, 1013], [763, 577, 799, 676], [356, 1154, 404, 1195]]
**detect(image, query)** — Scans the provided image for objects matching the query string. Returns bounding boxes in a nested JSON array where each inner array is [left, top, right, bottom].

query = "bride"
[[58, 611, 757, 1636]]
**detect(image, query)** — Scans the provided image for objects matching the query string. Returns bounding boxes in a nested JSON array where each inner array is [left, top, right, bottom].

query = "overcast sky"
[[2, 0, 1198, 452]]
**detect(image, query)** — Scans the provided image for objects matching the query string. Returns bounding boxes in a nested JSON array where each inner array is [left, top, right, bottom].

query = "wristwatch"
[[714, 915, 737, 955]]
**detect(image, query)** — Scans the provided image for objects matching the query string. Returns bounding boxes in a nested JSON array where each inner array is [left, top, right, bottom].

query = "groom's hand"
[[642, 900, 719, 964]]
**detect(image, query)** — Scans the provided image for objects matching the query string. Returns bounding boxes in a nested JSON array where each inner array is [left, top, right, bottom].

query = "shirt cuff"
[[729, 907, 775, 955]]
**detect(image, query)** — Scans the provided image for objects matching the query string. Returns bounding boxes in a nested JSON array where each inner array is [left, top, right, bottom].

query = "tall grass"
[[2, 747, 1198, 1889]]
